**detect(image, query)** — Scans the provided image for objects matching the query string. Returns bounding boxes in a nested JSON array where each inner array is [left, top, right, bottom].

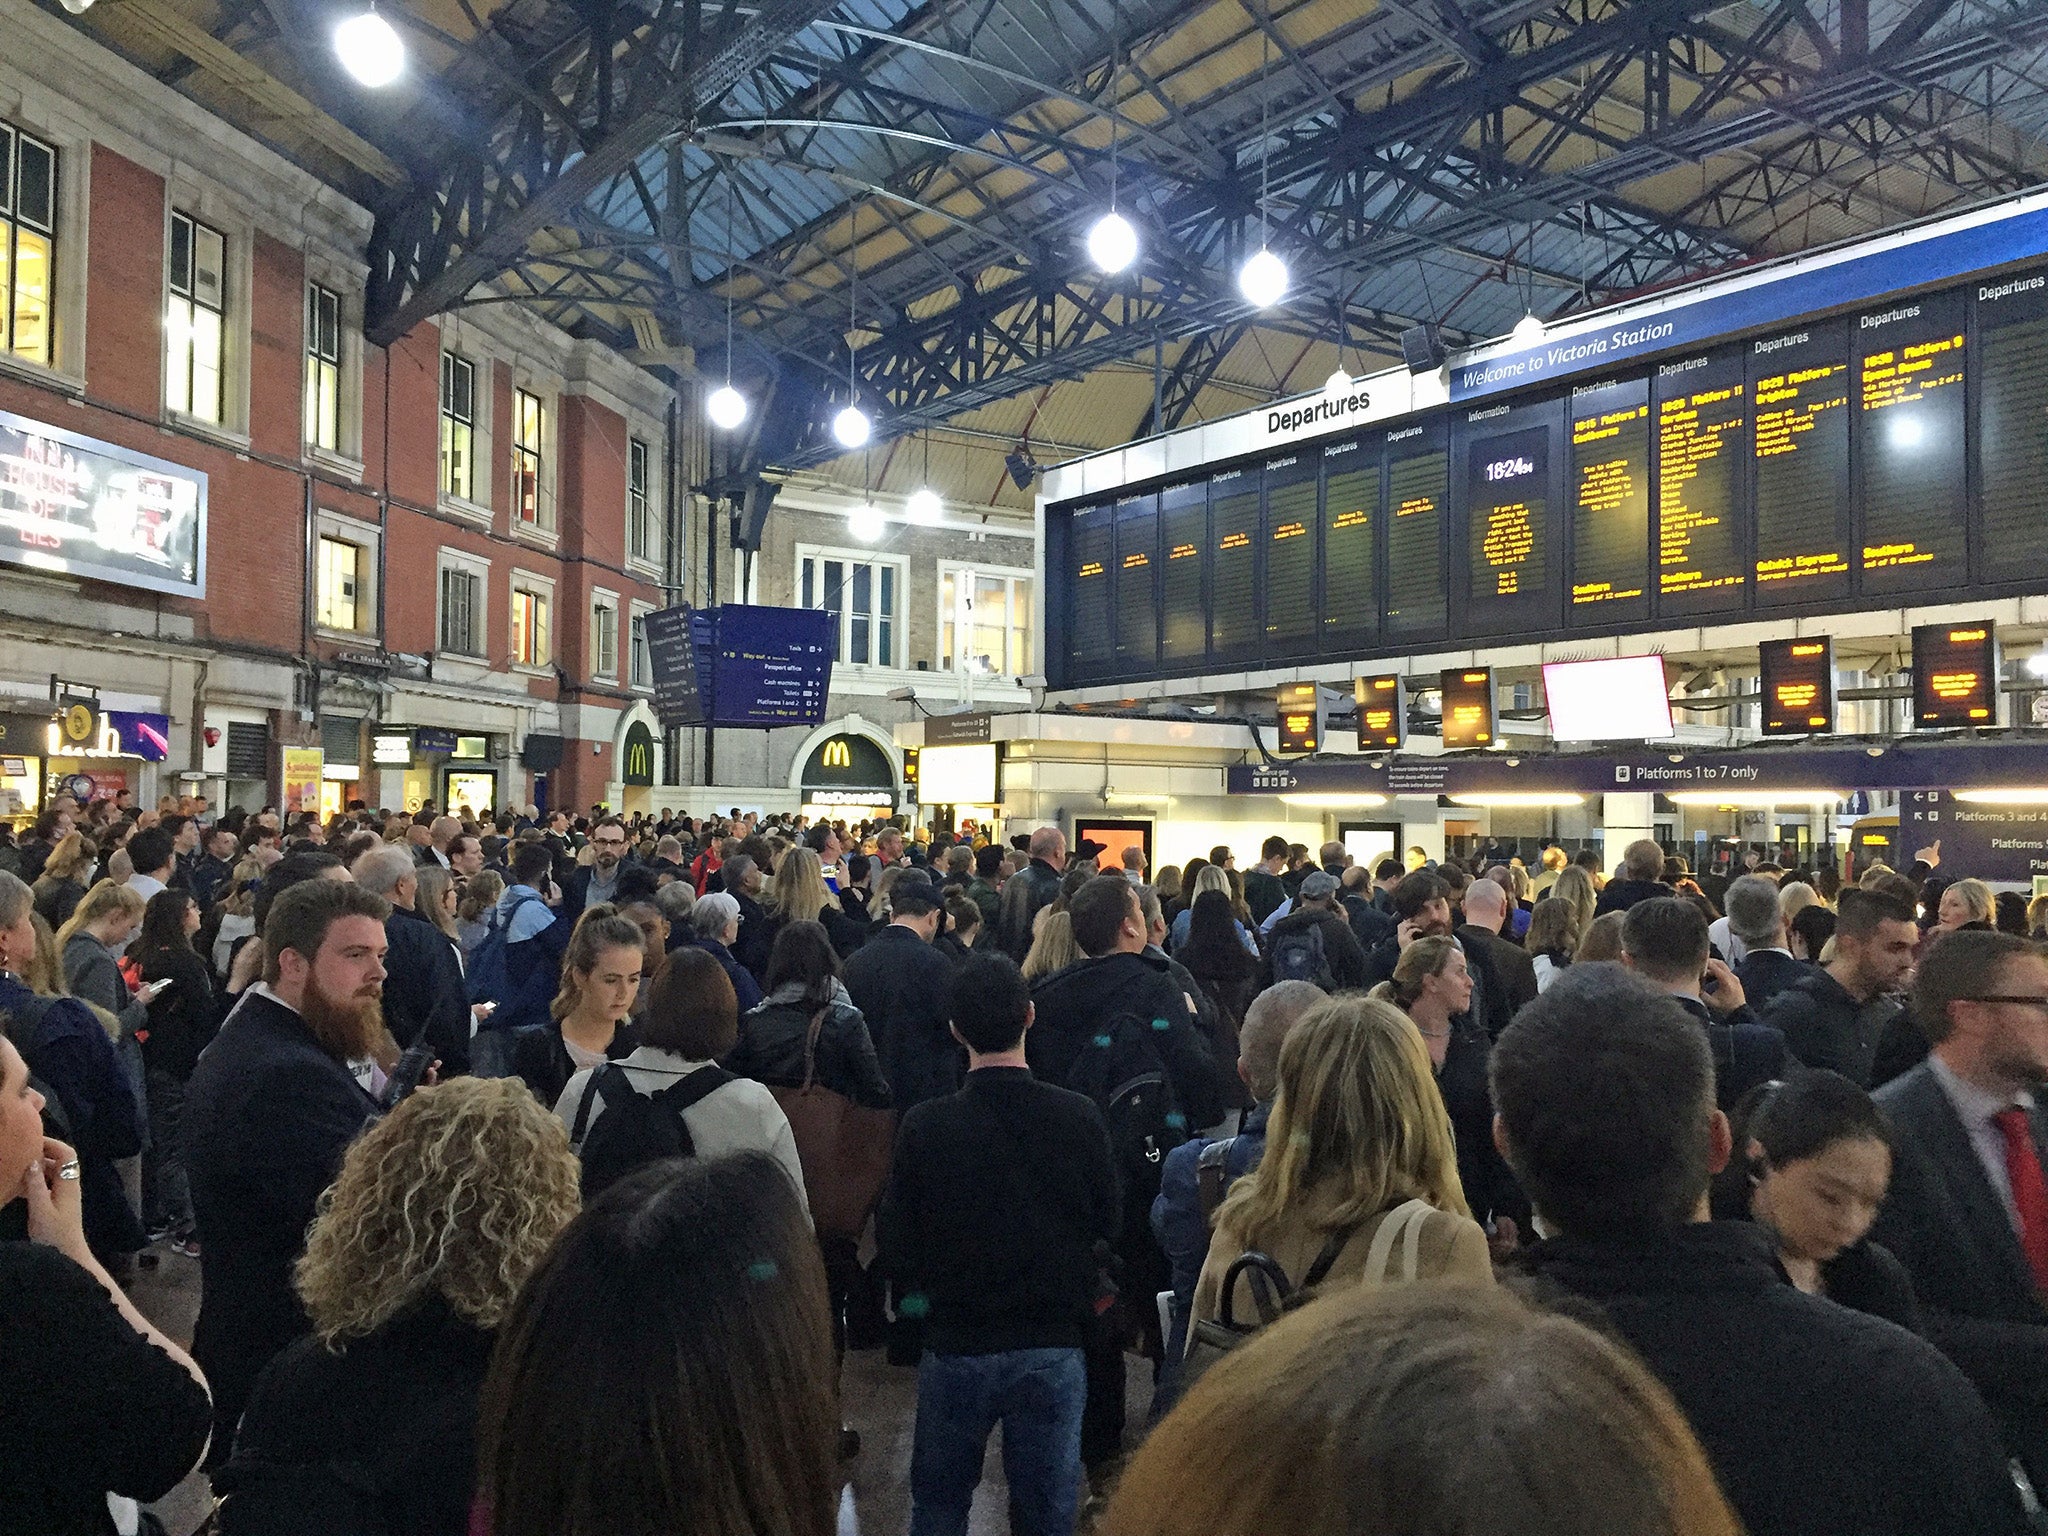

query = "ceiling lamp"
[[334, 5, 405, 87], [1511, 311, 1546, 346], [1325, 367, 1352, 394], [1088, 210, 1138, 274], [1238, 247, 1289, 309], [832, 404, 872, 450], [706, 384, 747, 431], [847, 502, 885, 542], [906, 487, 944, 525]]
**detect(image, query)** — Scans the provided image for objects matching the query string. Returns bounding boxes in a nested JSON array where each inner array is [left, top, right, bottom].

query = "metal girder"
[[1134, 324, 1253, 436]]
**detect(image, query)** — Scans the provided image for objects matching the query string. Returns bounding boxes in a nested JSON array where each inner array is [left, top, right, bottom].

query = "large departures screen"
[[1049, 260, 2048, 689]]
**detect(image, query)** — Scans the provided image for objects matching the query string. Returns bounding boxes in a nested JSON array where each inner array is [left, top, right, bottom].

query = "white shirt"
[[1707, 915, 1746, 966], [1928, 1053, 2034, 1236], [126, 873, 166, 902]]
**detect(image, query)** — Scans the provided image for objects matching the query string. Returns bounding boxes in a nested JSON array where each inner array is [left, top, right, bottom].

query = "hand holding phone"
[[141, 977, 174, 1003]]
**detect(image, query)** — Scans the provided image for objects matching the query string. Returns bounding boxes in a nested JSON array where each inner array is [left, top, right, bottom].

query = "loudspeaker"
[[1005, 448, 1039, 491], [1400, 324, 1445, 374]]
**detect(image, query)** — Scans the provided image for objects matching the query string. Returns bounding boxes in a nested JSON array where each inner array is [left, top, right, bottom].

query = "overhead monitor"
[[1913, 621, 1999, 727], [918, 743, 998, 804], [1276, 682, 1323, 754], [1355, 674, 1406, 750], [1439, 668, 1497, 748], [1541, 655, 1675, 742], [1759, 637, 1836, 735]]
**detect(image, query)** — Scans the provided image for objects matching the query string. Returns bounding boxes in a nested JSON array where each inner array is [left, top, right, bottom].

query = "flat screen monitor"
[[919, 743, 998, 804], [1542, 655, 1675, 742]]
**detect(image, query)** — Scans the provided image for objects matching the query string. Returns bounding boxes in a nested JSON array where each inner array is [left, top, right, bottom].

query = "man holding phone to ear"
[[1620, 897, 1790, 1110]]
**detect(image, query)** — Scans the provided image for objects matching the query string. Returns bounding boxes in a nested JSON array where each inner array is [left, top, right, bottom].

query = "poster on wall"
[[281, 748, 323, 815]]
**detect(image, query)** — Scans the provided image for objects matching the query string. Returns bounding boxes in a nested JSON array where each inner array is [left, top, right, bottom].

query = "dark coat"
[[1028, 950, 1223, 1131], [1462, 924, 1538, 1020], [1593, 876, 1673, 915], [1510, 1223, 2028, 1536], [1261, 904, 1368, 991], [1241, 868, 1287, 924], [1672, 994, 1789, 1110], [1341, 892, 1395, 952], [508, 1020, 638, 1113], [30, 875, 86, 931], [136, 941, 221, 1080], [225, 1296, 494, 1536], [188, 852, 238, 913], [725, 994, 893, 1108], [842, 923, 963, 1112], [673, 935, 763, 1011], [1436, 1021, 1526, 1230], [184, 989, 379, 1465], [1760, 965, 1902, 1087], [1872, 1062, 2048, 1488], [1735, 948, 1810, 1014], [995, 858, 1063, 961], [380, 906, 471, 1076], [1869, 1006, 1932, 1089], [729, 891, 774, 977]]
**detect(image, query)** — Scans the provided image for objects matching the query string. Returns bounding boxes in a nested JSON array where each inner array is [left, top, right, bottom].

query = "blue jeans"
[[910, 1346, 1087, 1536]]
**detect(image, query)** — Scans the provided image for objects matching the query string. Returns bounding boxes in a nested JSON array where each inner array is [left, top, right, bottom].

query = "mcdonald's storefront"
[[614, 713, 663, 816], [798, 728, 899, 823]]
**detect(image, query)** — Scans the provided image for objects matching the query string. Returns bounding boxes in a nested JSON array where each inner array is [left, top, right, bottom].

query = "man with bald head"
[[996, 825, 1067, 961], [1457, 876, 1538, 1027], [418, 814, 463, 870]]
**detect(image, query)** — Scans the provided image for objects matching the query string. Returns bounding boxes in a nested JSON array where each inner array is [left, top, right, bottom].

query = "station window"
[[305, 283, 341, 452], [167, 211, 226, 423], [439, 563, 481, 655], [941, 564, 1034, 676], [628, 437, 657, 563], [316, 534, 363, 632], [0, 123, 55, 366], [591, 594, 619, 679], [629, 606, 653, 689], [800, 550, 901, 668], [439, 351, 477, 501], [511, 583, 552, 668], [511, 388, 544, 525]]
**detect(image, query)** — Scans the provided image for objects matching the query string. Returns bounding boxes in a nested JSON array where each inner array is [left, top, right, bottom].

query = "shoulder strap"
[[569, 1061, 630, 1144], [1301, 1221, 1362, 1288], [1361, 1198, 1437, 1285], [651, 1062, 736, 1113], [1196, 1136, 1237, 1223], [800, 1007, 828, 1092]]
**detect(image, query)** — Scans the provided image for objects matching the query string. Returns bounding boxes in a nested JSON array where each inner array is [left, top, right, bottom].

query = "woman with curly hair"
[[217, 1076, 582, 1535]]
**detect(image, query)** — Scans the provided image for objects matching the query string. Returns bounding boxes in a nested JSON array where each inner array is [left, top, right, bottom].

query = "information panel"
[[1759, 636, 1835, 736], [1461, 409, 1555, 637], [1068, 504, 1115, 680], [1320, 435, 1378, 653], [709, 605, 834, 727], [1913, 621, 1999, 727], [1857, 291, 1967, 594], [1752, 323, 1852, 602], [1114, 492, 1159, 675], [1568, 377, 1651, 625], [1277, 683, 1323, 753], [1385, 424, 1448, 641], [1262, 454, 1319, 660], [1209, 469, 1260, 663], [1158, 480, 1207, 666], [1440, 667, 1497, 748], [1356, 674, 1406, 749], [1654, 349, 1748, 615], [1976, 272, 2048, 575]]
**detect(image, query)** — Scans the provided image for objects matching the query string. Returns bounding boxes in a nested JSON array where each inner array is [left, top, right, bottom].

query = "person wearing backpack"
[[509, 909, 644, 1116], [1028, 875, 1221, 1479], [878, 952, 1119, 1536], [1186, 994, 1491, 1378], [555, 947, 806, 1206], [467, 844, 568, 1050], [1260, 872, 1366, 993]]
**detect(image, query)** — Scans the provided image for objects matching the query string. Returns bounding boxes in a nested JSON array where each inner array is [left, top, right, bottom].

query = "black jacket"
[[1341, 893, 1395, 952], [1432, 1020, 1526, 1230], [996, 858, 1063, 961], [226, 1296, 494, 1536], [30, 875, 86, 931], [1241, 868, 1287, 924], [1760, 966, 1902, 1087], [725, 993, 893, 1108], [842, 923, 964, 1111], [136, 942, 221, 1080], [509, 1020, 638, 1114], [1872, 1062, 2048, 1488], [189, 852, 238, 913], [1462, 925, 1538, 1021], [673, 935, 763, 1011], [1671, 994, 1789, 1110], [380, 906, 471, 1076], [1510, 1223, 2028, 1536], [1735, 948, 1810, 1014], [1261, 905, 1367, 990], [185, 989, 379, 1465], [1592, 876, 1673, 915], [729, 891, 775, 977], [1028, 950, 1222, 1131]]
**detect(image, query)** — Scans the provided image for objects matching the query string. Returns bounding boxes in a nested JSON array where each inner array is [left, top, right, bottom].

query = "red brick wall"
[[248, 233, 301, 460], [84, 146, 163, 418]]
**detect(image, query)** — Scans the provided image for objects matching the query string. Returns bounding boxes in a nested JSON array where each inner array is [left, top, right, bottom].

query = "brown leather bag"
[[769, 1008, 896, 1238]]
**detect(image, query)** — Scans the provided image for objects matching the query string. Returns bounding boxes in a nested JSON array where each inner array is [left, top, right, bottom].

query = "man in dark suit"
[[1457, 877, 1537, 1025], [842, 881, 962, 1112], [1760, 888, 1917, 1086], [1620, 898, 1788, 1109], [184, 878, 389, 1464], [1872, 928, 2048, 1490], [349, 845, 470, 1075], [1724, 873, 1809, 1013]]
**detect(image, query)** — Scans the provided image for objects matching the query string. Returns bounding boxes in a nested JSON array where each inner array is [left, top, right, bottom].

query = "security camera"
[[887, 686, 917, 702]]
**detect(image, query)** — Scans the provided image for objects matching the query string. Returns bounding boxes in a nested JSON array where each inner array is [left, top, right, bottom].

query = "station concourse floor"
[[131, 1244, 1154, 1535]]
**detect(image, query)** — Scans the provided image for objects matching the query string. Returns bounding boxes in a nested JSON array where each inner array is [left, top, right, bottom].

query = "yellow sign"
[[822, 738, 852, 769], [281, 747, 323, 815], [61, 701, 98, 746]]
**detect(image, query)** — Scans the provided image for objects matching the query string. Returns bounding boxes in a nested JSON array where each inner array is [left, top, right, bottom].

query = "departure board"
[[1114, 492, 1158, 675], [1158, 480, 1208, 665], [1263, 454, 1319, 660], [1976, 272, 2048, 574], [1356, 674, 1406, 749], [1321, 435, 1378, 654], [1462, 411, 1555, 637], [1858, 292, 1967, 595], [1912, 621, 1999, 727], [1655, 350, 1748, 615], [1439, 667, 1496, 748], [1069, 503, 1115, 680], [1277, 683, 1323, 753], [1209, 469, 1260, 662], [1569, 377, 1651, 626], [1752, 324, 1852, 603], [1759, 636, 1835, 735], [1385, 425, 1448, 641]]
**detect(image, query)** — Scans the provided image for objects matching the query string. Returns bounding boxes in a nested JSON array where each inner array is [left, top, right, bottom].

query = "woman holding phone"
[[135, 889, 221, 1253]]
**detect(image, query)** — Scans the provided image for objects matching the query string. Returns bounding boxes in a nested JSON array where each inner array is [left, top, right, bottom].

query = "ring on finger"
[[57, 1160, 80, 1181]]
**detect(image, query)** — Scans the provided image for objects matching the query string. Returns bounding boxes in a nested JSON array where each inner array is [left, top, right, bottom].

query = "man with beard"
[[184, 877, 390, 1465], [563, 816, 631, 912]]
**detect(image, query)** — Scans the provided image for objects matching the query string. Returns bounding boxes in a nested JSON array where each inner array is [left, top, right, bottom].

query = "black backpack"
[[1066, 1011, 1189, 1213], [1269, 922, 1336, 990], [570, 1061, 735, 1198]]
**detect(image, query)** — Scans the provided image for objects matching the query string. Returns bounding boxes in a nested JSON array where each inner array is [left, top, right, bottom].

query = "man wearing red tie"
[[1875, 928, 2048, 1495]]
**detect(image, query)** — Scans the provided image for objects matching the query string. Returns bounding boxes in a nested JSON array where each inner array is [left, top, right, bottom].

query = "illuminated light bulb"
[[1325, 368, 1352, 395], [847, 502, 885, 542], [1237, 247, 1289, 309], [1511, 312, 1546, 345], [1087, 210, 1138, 274], [832, 405, 872, 450], [1889, 414, 1925, 450], [906, 487, 943, 525], [706, 384, 748, 431], [334, 7, 405, 87]]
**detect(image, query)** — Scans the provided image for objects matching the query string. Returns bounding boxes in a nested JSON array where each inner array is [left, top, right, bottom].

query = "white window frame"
[[435, 547, 490, 659], [304, 281, 341, 454], [159, 178, 252, 442], [437, 347, 492, 523], [509, 569, 556, 673], [0, 95, 85, 389], [626, 436, 662, 571], [298, 259, 365, 473], [0, 120, 57, 372], [628, 599, 655, 691], [313, 510, 380, 640], [795, 543, 907, 670], [509, 384, 555, 539], [590, 586, 620, 682], [165, 207, 228, 428], [937, 560, 1035, 678]]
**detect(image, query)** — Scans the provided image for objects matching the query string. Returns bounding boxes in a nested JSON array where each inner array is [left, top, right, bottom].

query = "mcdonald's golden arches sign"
[[621, 721, 657, 786]]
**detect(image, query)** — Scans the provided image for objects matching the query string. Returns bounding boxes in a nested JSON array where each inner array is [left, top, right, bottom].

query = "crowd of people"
[[5, 793, 2048, 1536]]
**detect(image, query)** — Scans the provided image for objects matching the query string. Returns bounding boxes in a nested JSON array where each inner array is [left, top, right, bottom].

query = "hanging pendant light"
[[1239, 247, 1289, 309], [707, 170, 748, 430], [334, 3, 405, 87], [1088, 210, 1138, 274], [1511, 311, 1546, 345]]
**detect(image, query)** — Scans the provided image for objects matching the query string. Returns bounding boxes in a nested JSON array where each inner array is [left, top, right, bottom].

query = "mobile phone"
[[144, 977, 175, 1000], [380, 1037, 436, 1109]]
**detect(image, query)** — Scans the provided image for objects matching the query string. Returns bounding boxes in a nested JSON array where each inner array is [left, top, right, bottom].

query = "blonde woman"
[[763, 845, 866, 956], [1934, 876, 1994, 935], [414, 864, 463, 944], [1550, 864, 1599, 942], [55, 880, 156, 1039], [211, 858, 267, 977], [30, 830, 96, 930], [1190, 994, 1491, 1343], [221, 1078, 582, 1534], [1020, 907, 1083, 981]]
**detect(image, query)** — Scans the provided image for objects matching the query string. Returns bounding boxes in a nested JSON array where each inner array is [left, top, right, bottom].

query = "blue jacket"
[[1151, 1102, 1270, 1311], [674, 935, 763, 1012]]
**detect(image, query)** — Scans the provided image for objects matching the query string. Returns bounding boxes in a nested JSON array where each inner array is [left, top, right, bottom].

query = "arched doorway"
[[794, 718, 899, 823]]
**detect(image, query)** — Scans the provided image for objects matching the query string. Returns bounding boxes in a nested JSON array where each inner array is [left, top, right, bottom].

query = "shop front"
[[795, 725, 900, 824], [914, 714, 1001, 836], [9, 699, 170, 818], [367, 727, 503, 817], [618, 718, 659, 816]]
